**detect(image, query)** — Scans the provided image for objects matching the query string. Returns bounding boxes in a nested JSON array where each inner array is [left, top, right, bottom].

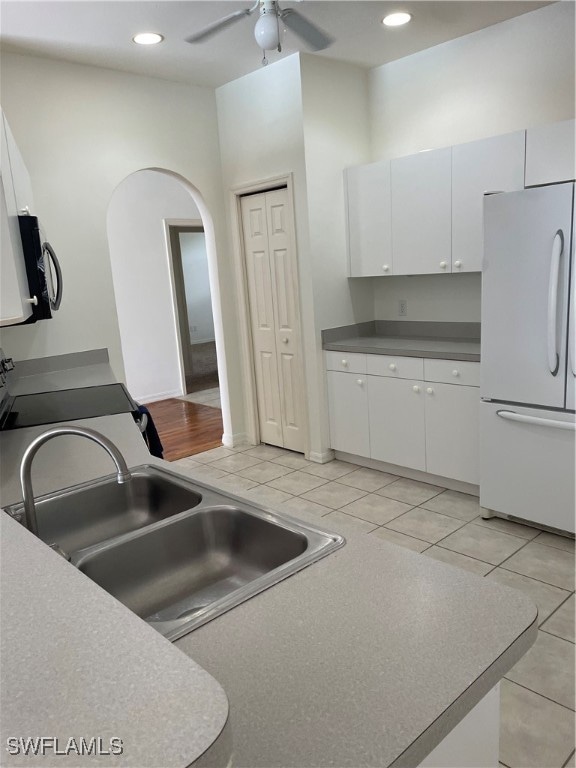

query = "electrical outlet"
[[398, 300, 408, 317]]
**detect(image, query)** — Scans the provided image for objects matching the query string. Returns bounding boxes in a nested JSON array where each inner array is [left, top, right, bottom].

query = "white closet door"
[[241, 189, 306, 452], [265, 188, 306, 453], [241, 193, 284, 447]]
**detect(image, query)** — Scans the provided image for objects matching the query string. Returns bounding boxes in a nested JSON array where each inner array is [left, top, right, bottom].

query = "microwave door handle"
[[547, 230, 563, 376], [42, 242, 63, 310]]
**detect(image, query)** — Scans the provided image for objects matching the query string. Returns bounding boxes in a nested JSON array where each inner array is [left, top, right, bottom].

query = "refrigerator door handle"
[[547, 230, 563, 376], [496, 409, 575, 431]]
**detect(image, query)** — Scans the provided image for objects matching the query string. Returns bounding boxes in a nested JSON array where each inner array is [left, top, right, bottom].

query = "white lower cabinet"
[[424, 383, 480, 485], [326, 371, 370, 457], [368, 376, 426, 471], [326, 353, 480, 484]]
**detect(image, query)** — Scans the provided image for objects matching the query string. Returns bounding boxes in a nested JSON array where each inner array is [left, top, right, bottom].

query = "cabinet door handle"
[[382, 265, 390, 272], [426, 387, 434, 395], [341, 359, 349, 368], [24, 296, 38, 306], [389, 363, 397, 371], [439, 261, 447, 270], [452, 369, 459, 377], [281, 337, 289, 344], [356, 379, 364, 386], [412, 385, 420, 393], [454, 260, 462, 269]]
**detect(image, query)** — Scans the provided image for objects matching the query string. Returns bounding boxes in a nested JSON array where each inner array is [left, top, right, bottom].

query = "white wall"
[[0, 52, 246, 438], [368, 2, 575, 324], [107, 170, 202, 402], [217, 54, 372, 459], [180, 232, 215, 344]]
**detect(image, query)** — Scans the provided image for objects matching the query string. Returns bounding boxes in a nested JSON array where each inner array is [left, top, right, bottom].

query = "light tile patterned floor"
[[171, 444, 576, 768], [178, 387, 221, 409]]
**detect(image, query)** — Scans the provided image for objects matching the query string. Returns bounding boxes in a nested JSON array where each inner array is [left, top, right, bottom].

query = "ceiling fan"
[[186, 1, 334, 64]]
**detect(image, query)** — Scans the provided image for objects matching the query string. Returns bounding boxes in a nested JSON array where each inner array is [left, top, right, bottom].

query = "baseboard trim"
[[307, 449, 335, 465], [222, 432, 251, 448], [137, 389, 182, 404], [334, 452, 480, 496]]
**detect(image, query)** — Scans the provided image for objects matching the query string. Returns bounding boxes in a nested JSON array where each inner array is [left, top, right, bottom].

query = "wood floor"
[[146, 398, 223, 462]]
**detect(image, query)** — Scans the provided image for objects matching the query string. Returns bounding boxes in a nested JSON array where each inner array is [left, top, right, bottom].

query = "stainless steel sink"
[[4, 465, 203, 553], [7, 464, 344, 640], [74, 503, 341, 640]]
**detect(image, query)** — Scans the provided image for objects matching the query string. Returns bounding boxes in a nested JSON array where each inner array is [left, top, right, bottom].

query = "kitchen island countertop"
[[0, 352, 537, 768]]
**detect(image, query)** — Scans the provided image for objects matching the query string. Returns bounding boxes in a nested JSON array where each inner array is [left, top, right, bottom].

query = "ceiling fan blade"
[[186, 9, 252, 44], [280, 8, 334, 51]]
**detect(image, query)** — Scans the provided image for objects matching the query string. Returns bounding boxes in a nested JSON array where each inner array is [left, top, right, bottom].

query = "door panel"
[[266, 188, 306, 453], [480, 402, 575, 533], [368, 376, 426, 471], [327, 371, 370, 457], [482, 184, 573, 408], [241, 188, 306, 452], [452, 131, 525, 273], [241, 194, 283, 447], [425, 383, 480, 485], [391, 147, 452, 275]]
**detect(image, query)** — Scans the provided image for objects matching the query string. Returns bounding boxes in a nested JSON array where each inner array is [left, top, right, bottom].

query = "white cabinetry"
[[391, 148, 452, 275], [345, 161, 392, 277], [525, 119, 576, 187], [369, 376, 426, 471], [326, 371, 370, 457], [425, 383, 480, 485], [0, 109, 34, 326], [326, 352, 480, 484], [452, 131, 525, 273]]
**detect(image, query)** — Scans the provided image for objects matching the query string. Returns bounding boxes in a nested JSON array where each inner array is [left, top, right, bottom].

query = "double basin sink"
[[6, 465, 344, 641]]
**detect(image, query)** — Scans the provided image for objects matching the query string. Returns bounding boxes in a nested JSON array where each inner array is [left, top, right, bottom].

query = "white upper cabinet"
[[391, 147, 452, 275], [525, 119, 576, 187], [452, 131, 526, 273], [345, 161, 392, 277], [0, 109, 33, 326], [2, 113, 35, 214]]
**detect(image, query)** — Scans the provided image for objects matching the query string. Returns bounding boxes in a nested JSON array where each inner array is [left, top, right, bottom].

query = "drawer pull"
[[389, 363, 397, 371], [412, 385, 420, 393], [426, 387, 434, 395], [341, 359, 349, 368], [356, 379, 364, 387], [452, 369, 459, 377]]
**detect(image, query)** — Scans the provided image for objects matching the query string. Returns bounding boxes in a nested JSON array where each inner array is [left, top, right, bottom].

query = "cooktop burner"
[[0, 383, 139, 430]]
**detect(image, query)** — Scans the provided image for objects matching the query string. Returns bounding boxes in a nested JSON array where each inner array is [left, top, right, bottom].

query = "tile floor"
[[172, 444, 575, 768], [178, 387, 221, 409]]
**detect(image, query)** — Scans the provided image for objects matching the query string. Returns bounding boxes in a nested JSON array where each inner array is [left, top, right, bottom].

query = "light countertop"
[[1, 351, 537, 768], [323, 336, 481, 362]]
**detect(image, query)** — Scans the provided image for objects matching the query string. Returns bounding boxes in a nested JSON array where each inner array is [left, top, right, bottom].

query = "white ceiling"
[[0, 1, 553, 88]]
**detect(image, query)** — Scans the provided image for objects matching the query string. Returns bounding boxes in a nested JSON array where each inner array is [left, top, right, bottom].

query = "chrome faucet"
[[20, 426, 132, 538]]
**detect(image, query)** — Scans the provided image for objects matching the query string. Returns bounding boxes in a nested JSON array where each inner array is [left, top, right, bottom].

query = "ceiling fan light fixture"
[[382, 12, 412, 27], [132, 32, 164, 45], [254, 12, 283, 50]]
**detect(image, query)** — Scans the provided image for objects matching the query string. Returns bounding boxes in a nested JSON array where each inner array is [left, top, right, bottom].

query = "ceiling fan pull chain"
[[262, 51, 268, 66]]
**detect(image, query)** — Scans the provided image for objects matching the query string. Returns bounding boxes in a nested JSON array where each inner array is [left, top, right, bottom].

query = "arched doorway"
[[106, 167, 232, 454]]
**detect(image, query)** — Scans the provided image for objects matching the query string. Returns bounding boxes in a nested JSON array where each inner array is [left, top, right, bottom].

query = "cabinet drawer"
[[367, 354, 424, 380], [424, 359, 480, 387], [325, 351, 366, 374]]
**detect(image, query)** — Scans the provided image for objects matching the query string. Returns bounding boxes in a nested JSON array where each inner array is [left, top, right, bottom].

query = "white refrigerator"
[[480, 182, 576, 534]]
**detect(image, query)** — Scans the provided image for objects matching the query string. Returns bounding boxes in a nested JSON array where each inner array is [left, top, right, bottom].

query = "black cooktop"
[[0, 383, 139, 430]]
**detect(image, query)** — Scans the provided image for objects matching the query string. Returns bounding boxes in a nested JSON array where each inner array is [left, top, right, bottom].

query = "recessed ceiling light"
[[132, 32, 164, 45], [382, 12, 412, 27]]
